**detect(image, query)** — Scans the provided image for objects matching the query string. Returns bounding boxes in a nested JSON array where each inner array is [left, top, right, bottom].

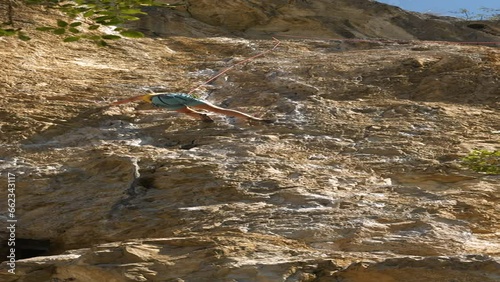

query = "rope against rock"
[[111, 38, 281, 105], [186, 37, 281, 96]]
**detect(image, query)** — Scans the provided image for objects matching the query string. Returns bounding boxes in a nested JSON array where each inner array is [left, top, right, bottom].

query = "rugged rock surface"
[[1, 0, 500, 281], [135, 0, 500, 41]]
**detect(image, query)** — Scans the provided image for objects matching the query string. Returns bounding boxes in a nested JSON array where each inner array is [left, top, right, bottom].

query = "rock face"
[[1, 0, 500, 281], [134, 0, 500, 41]]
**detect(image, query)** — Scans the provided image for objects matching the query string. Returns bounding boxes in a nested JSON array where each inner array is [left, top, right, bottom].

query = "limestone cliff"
[[1, 0, 499, 281]]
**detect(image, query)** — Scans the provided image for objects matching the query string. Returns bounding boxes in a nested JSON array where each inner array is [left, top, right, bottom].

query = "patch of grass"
[[461, 150, 500, 174]]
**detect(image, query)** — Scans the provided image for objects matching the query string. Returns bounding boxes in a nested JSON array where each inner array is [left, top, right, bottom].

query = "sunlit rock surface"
[[1, 0, 499, 281]]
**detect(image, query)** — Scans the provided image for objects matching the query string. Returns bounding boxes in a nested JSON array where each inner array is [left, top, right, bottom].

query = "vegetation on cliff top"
[[0, 0, 183, 44]]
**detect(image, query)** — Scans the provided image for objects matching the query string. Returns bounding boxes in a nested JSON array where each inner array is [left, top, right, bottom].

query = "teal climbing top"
[[150, 93, 205, 110]]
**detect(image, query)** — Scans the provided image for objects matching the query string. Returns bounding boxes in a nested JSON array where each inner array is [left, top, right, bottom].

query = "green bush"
[[1, 0, 184, 44], [461, 150, 500, 174]]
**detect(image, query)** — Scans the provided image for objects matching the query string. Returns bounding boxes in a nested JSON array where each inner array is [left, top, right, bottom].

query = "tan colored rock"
[[132, 0, 500, 43], [3, 237, 499, 282], [1, 1, 500, 281]]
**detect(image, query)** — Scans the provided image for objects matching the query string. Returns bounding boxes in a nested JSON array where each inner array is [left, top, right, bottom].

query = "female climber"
[[110, 39, 280, 123], [111, 92, 273, 124]]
